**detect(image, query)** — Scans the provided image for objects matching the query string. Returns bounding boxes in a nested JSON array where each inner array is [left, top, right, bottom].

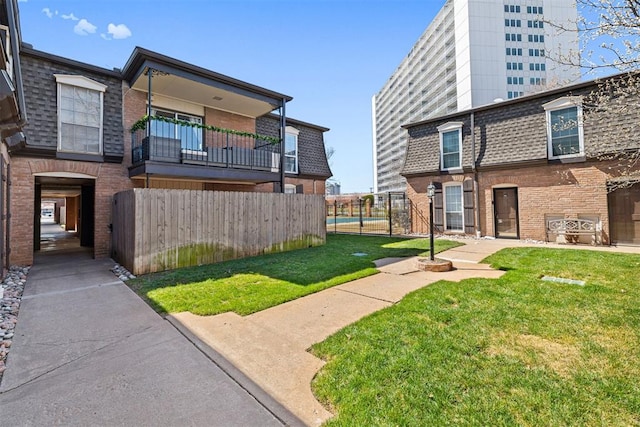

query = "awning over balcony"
[[121, 47, 292, 118]]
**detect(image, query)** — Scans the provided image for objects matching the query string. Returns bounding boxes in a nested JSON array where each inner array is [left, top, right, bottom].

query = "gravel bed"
[[0, 266, 29, 382]]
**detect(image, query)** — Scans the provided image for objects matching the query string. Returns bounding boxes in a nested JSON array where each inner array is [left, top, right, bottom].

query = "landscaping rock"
[[0, 265, 29, 385]]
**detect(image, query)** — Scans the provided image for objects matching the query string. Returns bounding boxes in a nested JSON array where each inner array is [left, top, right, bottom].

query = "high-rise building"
[[372, 0, 579, 193]]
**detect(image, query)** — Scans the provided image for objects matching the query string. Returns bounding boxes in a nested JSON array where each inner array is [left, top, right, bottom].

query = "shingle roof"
[[256, 115, 332, 179]]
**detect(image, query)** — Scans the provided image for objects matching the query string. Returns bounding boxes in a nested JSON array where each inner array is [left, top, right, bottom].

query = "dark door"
[[80, 184, 94, 247], [494, 188, 519, 239], [608, 184, 640, 244]]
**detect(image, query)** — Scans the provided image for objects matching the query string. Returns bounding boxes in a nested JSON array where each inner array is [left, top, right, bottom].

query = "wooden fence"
[[111, 189, 326, 275]]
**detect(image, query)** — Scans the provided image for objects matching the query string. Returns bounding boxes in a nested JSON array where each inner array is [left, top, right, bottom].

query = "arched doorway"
[[34, 173, 95, 255]]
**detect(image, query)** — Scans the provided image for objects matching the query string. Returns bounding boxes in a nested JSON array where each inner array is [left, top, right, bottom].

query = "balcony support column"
[[147, 68, 153, 140], [279, 98, 286, 193]]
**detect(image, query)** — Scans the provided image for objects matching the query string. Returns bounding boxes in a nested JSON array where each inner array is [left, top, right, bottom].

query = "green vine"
[[130, 115, 281, 145]]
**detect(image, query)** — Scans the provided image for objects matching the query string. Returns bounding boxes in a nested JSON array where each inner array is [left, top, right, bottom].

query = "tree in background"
[[551, 1, 640, 190]]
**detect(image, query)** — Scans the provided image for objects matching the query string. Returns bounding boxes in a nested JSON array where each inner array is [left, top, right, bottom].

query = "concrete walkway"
[[0, 250, 301, 426], [168, 239, 519, 426], [170, 238, 640, 426]]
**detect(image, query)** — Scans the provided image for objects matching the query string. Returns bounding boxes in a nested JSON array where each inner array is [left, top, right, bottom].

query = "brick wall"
[[406, 161, 617, 243], [9, 157, 133, 265]]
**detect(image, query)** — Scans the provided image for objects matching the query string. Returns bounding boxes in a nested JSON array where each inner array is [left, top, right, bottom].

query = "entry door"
[[494, 188, 519, 239], [608, 184, 640, 244]]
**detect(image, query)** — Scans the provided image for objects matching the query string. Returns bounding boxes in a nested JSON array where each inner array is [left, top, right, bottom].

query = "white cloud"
[[107, 23, 132, 40], [61, 13, 79, 21], [42, 8, 53, 18], [100, 33, 110, 41], [74, 19, 97, 36]]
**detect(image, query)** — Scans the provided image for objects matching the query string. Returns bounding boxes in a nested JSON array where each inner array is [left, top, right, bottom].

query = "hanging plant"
[[130, 115, 281, 145]]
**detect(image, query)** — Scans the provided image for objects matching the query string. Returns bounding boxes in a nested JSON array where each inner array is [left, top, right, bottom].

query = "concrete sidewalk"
[[171, 238, 640, 426], [0, 250, 301, 426], [169, 239, 525, 426]]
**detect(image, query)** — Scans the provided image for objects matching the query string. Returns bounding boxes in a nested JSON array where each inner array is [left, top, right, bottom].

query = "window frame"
[[284, 125, 299, 174], [150, 108, 204, 151], [443, 182, 464, 232], [437, 121, 464, 172], [54, 74, 107, 155], [543, 97, 585, 160]]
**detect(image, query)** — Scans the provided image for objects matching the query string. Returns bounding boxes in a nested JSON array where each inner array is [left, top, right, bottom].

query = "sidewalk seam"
[[166, 316, 306, 427]]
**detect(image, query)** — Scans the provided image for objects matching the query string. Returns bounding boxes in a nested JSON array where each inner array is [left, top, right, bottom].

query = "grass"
[[127, 234, 462, 316], [311, 247, 640, 426]]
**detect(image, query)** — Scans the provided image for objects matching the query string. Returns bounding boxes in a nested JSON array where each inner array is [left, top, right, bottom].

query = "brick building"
[[9, 45, 331, 265], [402, 73, 640, 245]]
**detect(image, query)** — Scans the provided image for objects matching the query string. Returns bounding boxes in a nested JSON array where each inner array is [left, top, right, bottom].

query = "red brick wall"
[[10, 156, 133, 266], [477, 163, 610, 242], [405, 161, 617, 243]]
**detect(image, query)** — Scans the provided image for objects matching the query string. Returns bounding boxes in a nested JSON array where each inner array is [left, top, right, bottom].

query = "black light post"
[[427, 183, 435, 261]]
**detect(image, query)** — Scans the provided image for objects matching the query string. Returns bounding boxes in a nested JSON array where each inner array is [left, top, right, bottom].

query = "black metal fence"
[[326, 192, 410, 236]]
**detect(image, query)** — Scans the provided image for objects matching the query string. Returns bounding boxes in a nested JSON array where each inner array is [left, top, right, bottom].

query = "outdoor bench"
[[546, 218, 598, 245]]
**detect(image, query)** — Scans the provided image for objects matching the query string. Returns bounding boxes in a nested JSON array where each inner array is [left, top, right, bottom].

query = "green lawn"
[[311, 247, 640, 426], [127, 234, 461, 316]]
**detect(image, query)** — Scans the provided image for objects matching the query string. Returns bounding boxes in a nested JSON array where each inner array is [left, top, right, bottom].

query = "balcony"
[[129, 115, 282, 183]]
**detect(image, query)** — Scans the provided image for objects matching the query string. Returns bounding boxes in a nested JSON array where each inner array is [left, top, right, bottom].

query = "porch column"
[[147, 67, 153, 140], [279, 98, 286, 194]]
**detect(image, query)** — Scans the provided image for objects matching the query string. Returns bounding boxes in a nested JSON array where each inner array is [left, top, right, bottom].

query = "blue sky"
[[17, 0, 445, 193]]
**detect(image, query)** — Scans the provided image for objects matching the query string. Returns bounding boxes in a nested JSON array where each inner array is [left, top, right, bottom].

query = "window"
[[438, 122, 463, 171], [284, 184, 297, 194], [444, 184, 464, 231], [55, 75, 106, 155], [543, 97, 584, 159], [150, 109, 203, 151], [284, 126, 299, 173]]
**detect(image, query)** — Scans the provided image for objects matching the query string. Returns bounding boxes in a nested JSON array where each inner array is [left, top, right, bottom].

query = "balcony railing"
[[131, 116, 281, 172]]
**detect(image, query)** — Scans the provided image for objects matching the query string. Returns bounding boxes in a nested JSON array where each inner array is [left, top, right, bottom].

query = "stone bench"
[[546, 218, 598, 245]]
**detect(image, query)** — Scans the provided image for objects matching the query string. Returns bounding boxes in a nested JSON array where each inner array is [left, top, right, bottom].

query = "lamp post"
[[427, 183, 436, 261]]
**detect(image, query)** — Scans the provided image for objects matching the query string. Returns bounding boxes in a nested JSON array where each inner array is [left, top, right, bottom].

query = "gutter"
[[6, 0, 27, 128]]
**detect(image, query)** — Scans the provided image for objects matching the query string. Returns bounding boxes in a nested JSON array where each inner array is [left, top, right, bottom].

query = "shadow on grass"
[[127, 234, 462, 316]]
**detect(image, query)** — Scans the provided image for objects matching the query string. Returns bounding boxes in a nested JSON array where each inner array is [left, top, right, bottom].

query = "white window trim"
[[543, 96, 584, 160], [55, 74, 107, 155], [284, 125, 299, 174], [443, 182, 464, 233], [284, 184, 297, 194], [437, 121, 464, 172]]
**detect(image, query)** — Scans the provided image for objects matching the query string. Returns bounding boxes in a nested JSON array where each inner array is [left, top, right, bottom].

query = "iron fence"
[[326, 192, 410, 236]]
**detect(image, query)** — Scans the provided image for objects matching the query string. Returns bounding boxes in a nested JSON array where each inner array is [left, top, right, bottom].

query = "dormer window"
[[55, 74, 106, 155], [437, 121, 463, 171], [543, 96, 584, 160], [284, 126, 299, 174]]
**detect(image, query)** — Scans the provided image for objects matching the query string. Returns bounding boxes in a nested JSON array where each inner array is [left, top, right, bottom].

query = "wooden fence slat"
[[113, 189, 326, 274]]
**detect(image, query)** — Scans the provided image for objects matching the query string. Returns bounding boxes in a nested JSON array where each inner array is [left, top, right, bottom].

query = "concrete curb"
[[166, 316, 306, 427]]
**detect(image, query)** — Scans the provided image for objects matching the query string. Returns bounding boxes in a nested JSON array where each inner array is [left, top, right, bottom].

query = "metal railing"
[[131, 116, 281, 172], [326, 192, 410, 236]]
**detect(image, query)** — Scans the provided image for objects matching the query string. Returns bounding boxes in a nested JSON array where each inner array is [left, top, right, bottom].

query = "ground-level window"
[[444, 184, 464, 231], [284, 184, 296, 194]]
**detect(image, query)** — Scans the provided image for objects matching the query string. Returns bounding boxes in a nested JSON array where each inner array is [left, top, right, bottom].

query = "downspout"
[[279, 98, 286, 193], [471, 112, 481, 237], [6, 0, 27, 127]]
